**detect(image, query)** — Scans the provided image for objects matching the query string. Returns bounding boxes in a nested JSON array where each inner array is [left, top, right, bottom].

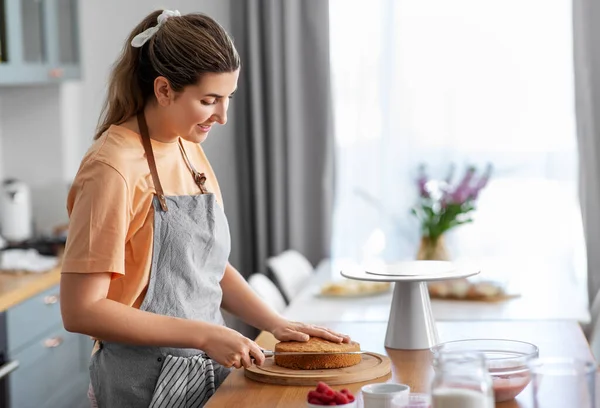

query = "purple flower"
[[469, 163, 493, 200], [417, 165, 429, 198], [458, 166, 476, 188], [449, 185, 471, 204], [448, 167, 476, 204]]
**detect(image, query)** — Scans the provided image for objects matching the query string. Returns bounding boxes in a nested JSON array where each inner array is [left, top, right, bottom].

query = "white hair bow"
[[131, 10, 181, 48]]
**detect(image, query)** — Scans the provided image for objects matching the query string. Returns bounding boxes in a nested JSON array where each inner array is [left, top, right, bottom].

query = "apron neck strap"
[[178, 141, 209, 194], [137, 112, 169, 212]]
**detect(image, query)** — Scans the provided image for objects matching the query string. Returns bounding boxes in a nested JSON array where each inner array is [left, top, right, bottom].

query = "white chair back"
[[248, 273, 287, 313], [266, 249, 313, 302], [587, 289, 600, 358]]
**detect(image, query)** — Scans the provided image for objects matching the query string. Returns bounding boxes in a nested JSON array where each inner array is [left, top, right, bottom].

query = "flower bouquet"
[[411, 163, 492, 261]]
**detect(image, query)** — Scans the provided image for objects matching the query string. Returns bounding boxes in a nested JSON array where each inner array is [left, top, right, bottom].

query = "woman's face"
[[166, 70, 239, 144]]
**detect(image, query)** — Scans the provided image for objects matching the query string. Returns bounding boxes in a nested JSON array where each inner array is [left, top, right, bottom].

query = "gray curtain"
[[573, 0, 600, 306], [230, 0, 334, 276]]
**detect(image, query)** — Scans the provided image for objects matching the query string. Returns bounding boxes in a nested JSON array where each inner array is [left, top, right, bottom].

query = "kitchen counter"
[[0, 264, 61, 311]]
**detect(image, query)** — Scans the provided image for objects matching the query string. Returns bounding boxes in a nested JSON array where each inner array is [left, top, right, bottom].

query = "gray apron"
[[89, 113, 232, 408]]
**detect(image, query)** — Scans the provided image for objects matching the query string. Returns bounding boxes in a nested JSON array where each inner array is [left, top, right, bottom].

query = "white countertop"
[[283, 258, 591, 324]]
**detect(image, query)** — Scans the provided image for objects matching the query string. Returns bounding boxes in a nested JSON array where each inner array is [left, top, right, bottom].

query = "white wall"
[[0, 2, 243, 267], [0, 85, 68, 234]]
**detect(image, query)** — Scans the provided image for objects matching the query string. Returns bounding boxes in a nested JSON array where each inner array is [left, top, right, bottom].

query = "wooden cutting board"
[[244, 351, 391, 386]]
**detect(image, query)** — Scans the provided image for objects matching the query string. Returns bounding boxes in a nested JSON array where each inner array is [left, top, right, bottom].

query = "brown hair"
[[95, 10, 240, 139]]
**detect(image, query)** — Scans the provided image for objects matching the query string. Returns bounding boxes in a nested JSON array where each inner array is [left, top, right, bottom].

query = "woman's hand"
[[200, 325, 265, 369], [270, 320, 351, 343]]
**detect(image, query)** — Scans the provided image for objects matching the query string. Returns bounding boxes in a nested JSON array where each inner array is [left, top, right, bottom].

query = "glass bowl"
[[431, 339, 539, 402]]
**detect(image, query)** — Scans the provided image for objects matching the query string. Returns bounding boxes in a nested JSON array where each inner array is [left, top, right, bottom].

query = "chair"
[[248, 273, 287, 313], [266, 249, 314, 303], [586, 289, 600, 359]]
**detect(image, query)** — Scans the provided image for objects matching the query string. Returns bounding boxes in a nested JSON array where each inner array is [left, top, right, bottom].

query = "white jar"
[[431, 351, 494, 408]]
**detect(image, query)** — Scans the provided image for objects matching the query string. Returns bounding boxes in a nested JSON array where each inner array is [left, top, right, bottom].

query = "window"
[[329, 0, 584, 289]]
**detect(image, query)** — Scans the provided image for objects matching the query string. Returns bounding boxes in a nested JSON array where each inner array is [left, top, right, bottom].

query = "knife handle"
[[250, 349, 274, 362]]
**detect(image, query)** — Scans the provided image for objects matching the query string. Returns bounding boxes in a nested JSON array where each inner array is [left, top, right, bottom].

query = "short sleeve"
[[61, 160, 131, 277]]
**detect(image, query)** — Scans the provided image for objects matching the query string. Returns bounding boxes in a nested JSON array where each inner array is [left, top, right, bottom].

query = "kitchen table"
[[206, 320, 595, 408]]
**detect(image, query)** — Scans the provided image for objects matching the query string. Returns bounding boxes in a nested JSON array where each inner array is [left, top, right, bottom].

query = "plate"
[[316, 281, 392, 298], [428, 279, 520, 302], [365, 261, 457, 277], [341, 261, 479, 283]]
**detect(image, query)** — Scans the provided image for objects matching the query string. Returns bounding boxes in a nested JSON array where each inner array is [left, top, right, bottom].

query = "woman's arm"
[[220, 262, 351, 343], [219, 263, 284, 332], [61, 272, 265, 368]]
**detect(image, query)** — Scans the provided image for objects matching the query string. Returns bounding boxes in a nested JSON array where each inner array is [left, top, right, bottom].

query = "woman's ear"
[[154, 76, 174, 106]]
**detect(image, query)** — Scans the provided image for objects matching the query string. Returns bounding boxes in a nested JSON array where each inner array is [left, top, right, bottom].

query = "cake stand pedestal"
[[341, 261, 479, 350]]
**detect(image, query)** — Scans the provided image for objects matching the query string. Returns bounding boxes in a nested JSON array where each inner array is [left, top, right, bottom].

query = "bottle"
[[431, 351, 494, 408]]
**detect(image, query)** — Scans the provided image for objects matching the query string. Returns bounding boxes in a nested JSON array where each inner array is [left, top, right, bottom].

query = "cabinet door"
[[0, 0, 8, 63], [0, 0, 26, 82], [41, 0, 80, 80], [0, 0, 48, 84], [55, 0, 78, 65], [10, 328, 82, 408], [0, 0, 80, 85], [20, 0, 47, 64]]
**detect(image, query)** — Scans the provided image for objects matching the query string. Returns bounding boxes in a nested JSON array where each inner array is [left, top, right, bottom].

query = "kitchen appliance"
[[1, 180, 33, 243]]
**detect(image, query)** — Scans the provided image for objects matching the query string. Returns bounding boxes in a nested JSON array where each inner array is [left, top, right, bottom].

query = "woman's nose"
[[213, 101, 228, 125]]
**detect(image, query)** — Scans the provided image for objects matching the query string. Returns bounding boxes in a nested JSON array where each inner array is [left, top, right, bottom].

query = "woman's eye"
[[201, 99, 218, 106]]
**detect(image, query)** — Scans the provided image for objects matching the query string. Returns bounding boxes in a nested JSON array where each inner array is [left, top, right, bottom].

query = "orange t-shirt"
[[61, 125, 224, 308]]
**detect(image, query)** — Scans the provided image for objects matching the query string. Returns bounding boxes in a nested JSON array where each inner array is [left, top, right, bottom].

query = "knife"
[[259, 349, 365, 358]]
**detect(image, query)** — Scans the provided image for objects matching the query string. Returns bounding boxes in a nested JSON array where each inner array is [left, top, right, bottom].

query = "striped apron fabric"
[[149, 354, 216, 408], [88, 114, 232, 408]]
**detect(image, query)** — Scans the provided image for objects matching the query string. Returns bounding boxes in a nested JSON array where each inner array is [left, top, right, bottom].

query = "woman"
[[60, 10, 349, 408]]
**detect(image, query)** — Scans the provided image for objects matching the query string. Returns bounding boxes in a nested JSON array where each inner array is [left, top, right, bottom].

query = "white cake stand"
[[341, 261, 479, 350]]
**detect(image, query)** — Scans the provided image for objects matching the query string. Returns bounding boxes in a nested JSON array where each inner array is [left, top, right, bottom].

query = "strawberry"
[[346, 394, 355, 403], [308, 397, 324, 405], [316, 382, 332, 394], [340, 388, 350, 395], [319, 390, 335, 404], [334, 392, 349, 404], [328, 403, 337, 406], [307, 390, 322, 401]]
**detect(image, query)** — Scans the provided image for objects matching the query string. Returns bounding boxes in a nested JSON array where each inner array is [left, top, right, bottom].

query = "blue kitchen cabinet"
[[0, 0, 80, 85], [6, 284, 91, 408]]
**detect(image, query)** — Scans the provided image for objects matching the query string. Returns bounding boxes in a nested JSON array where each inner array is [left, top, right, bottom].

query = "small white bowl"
[[362, 383, 411, 408]]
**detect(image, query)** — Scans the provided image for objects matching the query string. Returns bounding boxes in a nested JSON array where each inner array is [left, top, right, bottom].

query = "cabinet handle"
[[43, 295, 59, 305], [44, 336, 64, 348], [49, 68, 64, 78], [0, 361, 19, 380]]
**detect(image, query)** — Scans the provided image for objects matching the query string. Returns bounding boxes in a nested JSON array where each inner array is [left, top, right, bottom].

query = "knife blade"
[[260, 349, 365, 358]]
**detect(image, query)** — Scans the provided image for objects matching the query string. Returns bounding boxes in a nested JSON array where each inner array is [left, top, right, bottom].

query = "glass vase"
[[416, 235, 450, 261]]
